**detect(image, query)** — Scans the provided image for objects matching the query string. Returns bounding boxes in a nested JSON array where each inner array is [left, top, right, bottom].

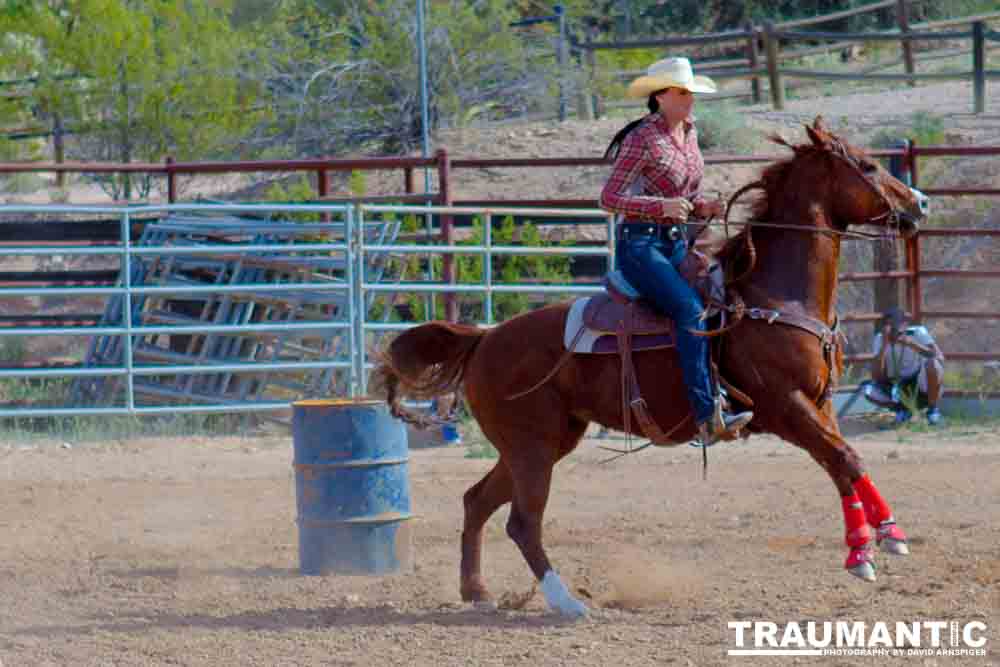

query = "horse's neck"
[[743, 224, 842, 325]]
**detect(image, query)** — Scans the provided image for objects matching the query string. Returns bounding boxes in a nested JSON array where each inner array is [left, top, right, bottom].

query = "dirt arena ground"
[[0, 418, 997, 667]]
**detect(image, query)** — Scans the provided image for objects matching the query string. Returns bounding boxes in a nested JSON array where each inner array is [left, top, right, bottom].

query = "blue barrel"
[[292, 399, 412, 575]]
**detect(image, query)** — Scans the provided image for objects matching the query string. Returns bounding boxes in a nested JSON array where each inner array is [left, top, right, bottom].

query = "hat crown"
[[646, 57, 695, 84], [624, 55, 716, 98]]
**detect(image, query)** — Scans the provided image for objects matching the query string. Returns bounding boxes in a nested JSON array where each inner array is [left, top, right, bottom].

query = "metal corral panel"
[[292, 399, 412, 575]]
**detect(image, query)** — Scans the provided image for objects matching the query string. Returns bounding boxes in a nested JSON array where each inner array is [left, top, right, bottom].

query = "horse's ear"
[[805, 124, 830, 149], [769, 133, 794, 150]]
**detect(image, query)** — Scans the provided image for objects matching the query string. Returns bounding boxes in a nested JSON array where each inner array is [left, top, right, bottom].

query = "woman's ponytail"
[[603, 93, 661, 160]]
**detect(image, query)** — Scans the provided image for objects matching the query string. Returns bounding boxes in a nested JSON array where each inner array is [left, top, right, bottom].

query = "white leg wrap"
[[540, 570, 588, 618]]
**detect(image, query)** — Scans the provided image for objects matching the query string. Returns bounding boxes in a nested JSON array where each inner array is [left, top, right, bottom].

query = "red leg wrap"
[[842, 493, 872, 548], [853, 474, 893, 527], [845, 546, 874, 571]]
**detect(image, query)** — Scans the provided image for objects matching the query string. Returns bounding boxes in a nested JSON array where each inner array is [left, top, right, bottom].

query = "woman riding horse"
[[601, 56, 753, 446], [373, 118, 929, 618]]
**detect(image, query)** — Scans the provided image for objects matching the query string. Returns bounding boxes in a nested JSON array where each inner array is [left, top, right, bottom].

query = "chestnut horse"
[[372, 118, 929, 617]]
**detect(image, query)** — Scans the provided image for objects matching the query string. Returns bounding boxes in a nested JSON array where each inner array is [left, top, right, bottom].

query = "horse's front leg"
[[854, 472, 910, 556], [780, 392, 909, 582], [822, 400, 910, 559], [460, 461, 513, 604]]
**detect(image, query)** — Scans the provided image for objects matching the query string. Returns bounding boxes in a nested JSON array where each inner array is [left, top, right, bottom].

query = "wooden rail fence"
[[575, 1, 1000, 114]]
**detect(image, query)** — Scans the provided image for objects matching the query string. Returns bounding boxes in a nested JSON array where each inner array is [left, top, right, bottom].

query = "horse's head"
[[769, 117, 929, 237]]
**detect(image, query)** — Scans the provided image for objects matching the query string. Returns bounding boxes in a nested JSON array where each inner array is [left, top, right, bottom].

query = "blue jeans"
[[617, 235, 714, 424]]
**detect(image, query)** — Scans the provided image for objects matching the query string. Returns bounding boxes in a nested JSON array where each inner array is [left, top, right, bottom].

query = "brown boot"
[[696, 398, 753, 447]]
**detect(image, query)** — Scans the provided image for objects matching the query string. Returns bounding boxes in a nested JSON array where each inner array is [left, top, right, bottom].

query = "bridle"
[[827, 136, 902, 233], [684, 138, 918, 325], [713, 137, 907, 243]]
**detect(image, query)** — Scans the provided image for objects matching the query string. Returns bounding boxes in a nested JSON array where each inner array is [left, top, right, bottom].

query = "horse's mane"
[[717, 133, 828, 263]]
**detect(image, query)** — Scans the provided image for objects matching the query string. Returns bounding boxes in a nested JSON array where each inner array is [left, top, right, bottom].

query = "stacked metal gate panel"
[[72, 211, 404, 409]]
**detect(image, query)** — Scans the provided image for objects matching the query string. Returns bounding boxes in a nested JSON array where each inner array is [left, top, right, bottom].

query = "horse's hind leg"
[[506, 456, 588, 618], [504, 416, 590, 617], [460, 462, 512, 603], [781, 392, 908, 582]]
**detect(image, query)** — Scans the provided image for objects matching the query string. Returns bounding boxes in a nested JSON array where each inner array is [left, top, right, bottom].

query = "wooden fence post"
[[763, 21, 784, 111], [165, 156, 176, 203], [436, 148, 457, 323], [895, 0, 915, 87], [404, 167, 415, 194], [901, 139, 922, 323], [53, 114, 65, 190], [572, 32, 594, 121], [585, 25, 601, 119], [316, 165, 330, 200], [745, 21, 762, 105], [973, 20, 986, 114], [906, 233, 922, 323], [316, 162, 330, 222], [555, 4, 567, 122], [875, 138, 911, 325]]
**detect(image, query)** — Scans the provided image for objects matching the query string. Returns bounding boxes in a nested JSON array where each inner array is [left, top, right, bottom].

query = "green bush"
[[908, 111, 946, 146], [459, 418, 499, 459], [464, 439, 499, 459], [0, 338, 27, 365], [394, 214, 574, 323], [264, 175, 321, 222], [0, 172, 46, 194], [696, 105, 758, 153], [870, 111, 946, 149]]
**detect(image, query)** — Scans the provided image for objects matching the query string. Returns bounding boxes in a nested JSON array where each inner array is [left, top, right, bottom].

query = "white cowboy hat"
[[626, 57, 717, 99]]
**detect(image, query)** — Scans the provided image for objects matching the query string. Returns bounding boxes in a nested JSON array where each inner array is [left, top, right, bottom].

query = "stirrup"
[[692, 399, 753, 448]]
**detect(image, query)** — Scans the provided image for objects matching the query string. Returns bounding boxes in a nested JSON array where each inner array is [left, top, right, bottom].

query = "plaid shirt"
[[600, 114, 707, 221]]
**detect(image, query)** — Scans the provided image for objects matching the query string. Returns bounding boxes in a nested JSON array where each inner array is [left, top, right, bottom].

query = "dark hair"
[[880, 307, 908, 335], [603, 92, 662, 160]]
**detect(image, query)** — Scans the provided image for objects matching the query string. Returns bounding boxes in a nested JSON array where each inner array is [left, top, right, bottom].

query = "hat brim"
[[626, 74, 717, 99]]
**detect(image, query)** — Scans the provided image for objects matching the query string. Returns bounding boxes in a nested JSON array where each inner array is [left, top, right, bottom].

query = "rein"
[[710, 136, 904, 248], [714, 186, 901, 244], [718, 217, 897, 241]]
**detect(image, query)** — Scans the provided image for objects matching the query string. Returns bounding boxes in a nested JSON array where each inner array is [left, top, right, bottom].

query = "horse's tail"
[[370, 321, 485, 427]]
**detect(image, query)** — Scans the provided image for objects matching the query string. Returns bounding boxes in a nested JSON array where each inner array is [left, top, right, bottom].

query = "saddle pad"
[[564, 298, 675, 355]]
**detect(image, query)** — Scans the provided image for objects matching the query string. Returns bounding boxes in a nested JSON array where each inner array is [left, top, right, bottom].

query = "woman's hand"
[[693, 198, 725, 219], [660, 197, 693, 221]]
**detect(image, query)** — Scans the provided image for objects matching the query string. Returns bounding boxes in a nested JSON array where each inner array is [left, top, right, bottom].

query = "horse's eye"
[[861, 162, 878, 174]]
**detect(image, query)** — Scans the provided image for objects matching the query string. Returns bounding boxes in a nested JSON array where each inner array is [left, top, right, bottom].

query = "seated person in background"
[[864, 307, 945, 426]]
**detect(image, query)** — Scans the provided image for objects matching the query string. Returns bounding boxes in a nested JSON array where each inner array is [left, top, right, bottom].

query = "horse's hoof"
[[540, 570, 589, 619], [552, 598, 589, 619], [473, 600, 498, 612], [460, 578, 493, 605], [876, 522, 909, 556], [845, 547, 876, 582], [880, 537, 909, 556], [848, 561, 877, 582]]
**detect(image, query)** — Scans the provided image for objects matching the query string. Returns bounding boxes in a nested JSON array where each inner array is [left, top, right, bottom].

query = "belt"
[[616, 222, 685, 242]]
